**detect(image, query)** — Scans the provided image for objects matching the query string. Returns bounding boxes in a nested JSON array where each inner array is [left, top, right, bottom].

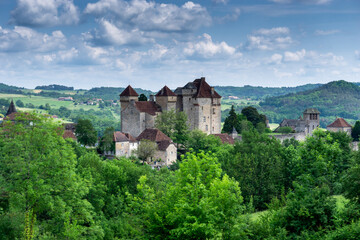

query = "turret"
[[155, 86, 177, 112], [120, 85, 139, 110]]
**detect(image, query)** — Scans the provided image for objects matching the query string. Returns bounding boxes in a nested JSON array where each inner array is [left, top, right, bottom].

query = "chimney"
[[149, 95, 155, 102]]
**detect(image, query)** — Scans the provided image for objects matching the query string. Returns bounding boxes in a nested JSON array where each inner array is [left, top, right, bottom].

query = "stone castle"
[[120, 77, 222, 137], [276, 108, 320, 135]]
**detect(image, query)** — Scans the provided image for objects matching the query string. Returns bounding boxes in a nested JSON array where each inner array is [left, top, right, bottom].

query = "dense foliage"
[[35, 84, 74, 90]]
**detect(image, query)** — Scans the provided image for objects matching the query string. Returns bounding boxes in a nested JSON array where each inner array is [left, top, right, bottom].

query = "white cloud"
[[184, 33, 237, 58], [268, 53, 283, 64], [212, 0, 228, 4], [85, 0, 211, 33], [247, 27, 292, 50], [315, 29, 340, 35], [273, 68, 293, 78], [83, 19, 151, 46], [284, 49, 306, 62], [0, 26, 67, 52], [355, 50, 360, 59], [269, 0, 332, 4], [11, 0, 79, 27]]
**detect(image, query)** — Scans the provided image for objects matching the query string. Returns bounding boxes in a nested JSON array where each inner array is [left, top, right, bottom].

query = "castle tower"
[[155, 86, 177, 112], [120, 85, 138, 110], [303, 108, 320, 135]]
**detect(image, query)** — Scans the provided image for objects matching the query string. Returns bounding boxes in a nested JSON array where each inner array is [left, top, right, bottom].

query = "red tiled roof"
[[120, 85, 139, 97], [136, 128, 171, 142], [124, 133, 137, 142], [327, 118, 352, 128], [114, 131, 137, 142], [193, 77, 221, 98], [63, 130, 77, 140], [4, 112, 31, 121], [212, 133, 235, 144], [135, 101, 161, 115], [157, 140, 172, 151], [156, 86, 176, 96]]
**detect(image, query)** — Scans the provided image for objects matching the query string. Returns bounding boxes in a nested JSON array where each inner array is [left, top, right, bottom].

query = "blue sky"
[[0, 0, 359, 90]]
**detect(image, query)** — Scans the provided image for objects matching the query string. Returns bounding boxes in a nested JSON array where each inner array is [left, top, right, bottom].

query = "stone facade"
[[276, 108, 320, 136], [114, 131, 138, 158], [327, 117, 352, 135], [120, 77, 222, 136]]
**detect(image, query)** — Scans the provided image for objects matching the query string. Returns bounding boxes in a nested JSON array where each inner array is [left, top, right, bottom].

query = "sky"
[[0, 0, 359, 90]]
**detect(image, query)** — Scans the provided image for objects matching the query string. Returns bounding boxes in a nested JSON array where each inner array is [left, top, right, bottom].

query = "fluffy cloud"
[[355, 50, 360, 60], [247, 27, 292, 50], [85, 0, 211, 33], [269, 53, 283, 64], [11, 0, 79, 27], [83, 19, 151, 46], [184, 33, 237, 58], [212, 0, 228, 4], [315, 29, 340, 35], [0, 26, 67, 52], [284, 49, 306, 62]]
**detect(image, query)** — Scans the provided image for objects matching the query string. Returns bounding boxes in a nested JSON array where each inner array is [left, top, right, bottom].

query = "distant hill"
[[35, 84, 74, 91], [84, 87, 155, 101], [0, 83, 23, 94], [215, 84, 322, 100], [260, 80, 360, 126]]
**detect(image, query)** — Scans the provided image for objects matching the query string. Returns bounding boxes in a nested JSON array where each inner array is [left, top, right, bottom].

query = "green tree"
[[222, 105, 243, 134], [138, 94, 148, 101], [352, 120, 360, 141], [98, 127, 115, 154], [0, 113, 102, 239], [134, 152, 244, 239], [185, 129, 222, 153], [241, 106, 266, 129], [135, 139, 158, 163], [75, 119, 98, 146], [16, 99, 24, 107]]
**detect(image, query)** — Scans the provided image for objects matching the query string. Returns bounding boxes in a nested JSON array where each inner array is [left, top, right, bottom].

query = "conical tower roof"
[[156, 85, 176, 96], [120, 85, 139, 97], [6, 100, 17, 116]]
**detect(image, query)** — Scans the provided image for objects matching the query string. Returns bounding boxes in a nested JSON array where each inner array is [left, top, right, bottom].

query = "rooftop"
[[120, 85, 139, 97], [327, 118, 352, 128]]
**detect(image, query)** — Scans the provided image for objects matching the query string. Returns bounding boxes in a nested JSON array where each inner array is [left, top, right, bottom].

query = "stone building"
[[120, 77, 222, 137], [276, 108, 320, 136], [114, 131, 138, 157], [136, 128, 177, 166], [327, 117, 352, 135]]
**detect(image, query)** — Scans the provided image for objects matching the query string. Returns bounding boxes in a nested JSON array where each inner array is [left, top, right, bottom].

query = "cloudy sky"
[[0, 0, 359, 90]]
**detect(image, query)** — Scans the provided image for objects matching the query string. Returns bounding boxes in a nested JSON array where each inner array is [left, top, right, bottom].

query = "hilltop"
[[260, 80, 360, 126]]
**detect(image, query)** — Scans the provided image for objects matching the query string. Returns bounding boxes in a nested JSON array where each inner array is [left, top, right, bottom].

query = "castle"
[[276, 108, 320, 135], [120, 77, 222, 137]]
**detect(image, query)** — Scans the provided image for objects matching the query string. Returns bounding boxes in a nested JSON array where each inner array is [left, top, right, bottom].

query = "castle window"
[[189, 98, 191, 101], [203, 117, 206, 122], [202, 106, 203, 110], [213, 108, 215, 114], [206, 125, 208, 131]]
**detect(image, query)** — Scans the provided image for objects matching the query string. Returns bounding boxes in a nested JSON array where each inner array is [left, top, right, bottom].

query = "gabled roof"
[[136, 128, 171, 142], [212, 133, 235, 144], [193, 77, 221, 98], [327, 118, 352, 128], [280, 119, 300, 128], [63, 130, 77, 140], [303, 108, 320, 114], [135, 101, 161, 115], [156, 86, 176, 97], [114, 131, 137, 142], [120, 85, 139, 97], [6, 100, 17, 116]]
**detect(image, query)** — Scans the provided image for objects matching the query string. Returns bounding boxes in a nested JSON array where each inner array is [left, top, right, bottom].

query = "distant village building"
[[113, 131, 138, 157], [58, 97, 73, 101], [136, 128, 177, 166], [120, 77, 222, 138], [327, 118, 352, 135], [276, 108, 320, 136]]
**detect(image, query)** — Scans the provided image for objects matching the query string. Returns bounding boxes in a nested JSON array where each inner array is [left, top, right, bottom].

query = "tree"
[[138, 94, 148, 101], [134, 152, 244, 239], [241, 106, 266, 129], [16, 99, 24, 107], [222, 105, 243, 134], [0, 113, 102, 239], [97, 127, 115, 154], [135, 139, 158, 163], [352, 120, 360, 141], [185, 129, 222, 153], [75, 119, 97, 146], [155, 110, 189, 146], [277, 126, 294, 133]]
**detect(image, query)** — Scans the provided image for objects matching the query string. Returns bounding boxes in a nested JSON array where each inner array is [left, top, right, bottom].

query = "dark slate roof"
[[63, 130, 77, 140], [120, 85, 139, 97], [136, 128, 171, 142], [157, 140, 172, 151], [327, 118, 352, 128], [6, 100, 17, 116], [193, 77, 221, 98], [135, 101, 161, 115], [280, 119, 300, 127], [114, 131, 137, 142], [156, 86, 176, 96], [303, 108, 320, 114], [212, 133, 235, 144]]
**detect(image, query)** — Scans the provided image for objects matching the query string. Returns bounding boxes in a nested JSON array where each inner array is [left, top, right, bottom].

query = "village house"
[[327, 117, 352, 135], [113, 131, 138, 157]]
